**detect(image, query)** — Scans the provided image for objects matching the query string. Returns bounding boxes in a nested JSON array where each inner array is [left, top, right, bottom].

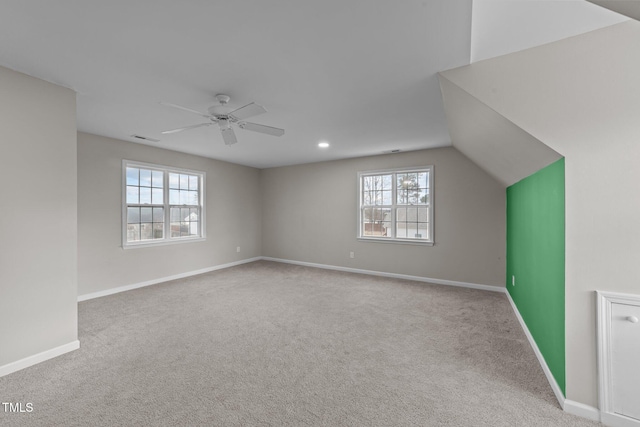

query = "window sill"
[[357, 237, 434, 246], [123, 236, 206, 250]]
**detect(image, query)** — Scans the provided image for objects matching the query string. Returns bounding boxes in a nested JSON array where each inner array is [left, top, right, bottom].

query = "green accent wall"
[[506, 158, 565, 395]]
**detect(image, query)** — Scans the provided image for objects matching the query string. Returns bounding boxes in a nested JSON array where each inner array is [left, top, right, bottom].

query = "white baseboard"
[[505, 291, 567, 409], [564, 400, 601, 422], [0, 340, 80, 378], [600, 412, 640, 427], [78, 257, 262, 302], [260, 257, 504, 292]]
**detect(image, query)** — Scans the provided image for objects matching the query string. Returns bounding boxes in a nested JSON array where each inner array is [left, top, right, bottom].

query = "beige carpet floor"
[[0, 261, 600, 426]]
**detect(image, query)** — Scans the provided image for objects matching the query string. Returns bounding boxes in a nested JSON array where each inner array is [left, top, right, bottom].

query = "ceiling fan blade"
[[159, 101, 211, 118], [238, 121, 285, 137], [220, 124, 238, 145], [228, 102, 267, 121], [161, 122, 213, 134]]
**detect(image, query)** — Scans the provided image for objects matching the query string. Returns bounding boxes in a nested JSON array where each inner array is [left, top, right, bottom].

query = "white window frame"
[[122, 160, 206, 249], [357, 166, 434, 245]]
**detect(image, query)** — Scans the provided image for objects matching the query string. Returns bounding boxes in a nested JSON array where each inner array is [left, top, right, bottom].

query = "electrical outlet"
[[512, 275, 515, 286], [236, 247, 241, 253], [349, 251, 355, 259]]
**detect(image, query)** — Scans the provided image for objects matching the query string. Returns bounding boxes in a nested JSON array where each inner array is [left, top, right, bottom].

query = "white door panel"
[[611, 303, 640, 421]]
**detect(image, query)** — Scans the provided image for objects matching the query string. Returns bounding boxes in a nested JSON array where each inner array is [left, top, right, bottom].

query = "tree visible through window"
[[359, 166, 433, 243], [123, 161, 205, 247]]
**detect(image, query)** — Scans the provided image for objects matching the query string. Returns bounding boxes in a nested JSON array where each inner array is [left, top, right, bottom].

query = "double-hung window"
[[358, 166, 433, 244], [123, 160, 205, 248]]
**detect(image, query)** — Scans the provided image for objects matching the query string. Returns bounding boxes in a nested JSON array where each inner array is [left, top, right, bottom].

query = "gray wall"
[[77, 132, 262, 296], [261, 147, 506, 287], [0, 66, 78, 367]]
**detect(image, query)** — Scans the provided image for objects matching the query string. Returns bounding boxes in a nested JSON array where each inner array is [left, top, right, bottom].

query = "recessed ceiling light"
[[318, 141, 330, 148]]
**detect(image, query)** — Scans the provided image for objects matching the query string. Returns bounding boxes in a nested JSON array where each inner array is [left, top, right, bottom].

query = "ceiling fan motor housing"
[[215, 94, 230, 104], [209, 94, 233, 117]]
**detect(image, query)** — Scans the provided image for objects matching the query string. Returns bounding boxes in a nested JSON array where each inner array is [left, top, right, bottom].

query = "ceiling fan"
[[160, 94, 284, 145]]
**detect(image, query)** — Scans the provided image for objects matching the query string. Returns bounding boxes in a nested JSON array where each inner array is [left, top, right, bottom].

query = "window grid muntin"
[[123, 161, 205, 248], [359, 167, 432, 243]]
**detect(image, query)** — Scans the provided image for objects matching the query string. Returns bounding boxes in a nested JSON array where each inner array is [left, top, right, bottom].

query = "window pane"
[[407, 207, 418, 222], [140, 223, 153, 240], [139, 187, 151, 204], [169, 189, 179, 204], [363, 190, 372, 205], [190, 208, 198, 219], [126, 186, 139, 204], [180, 174, 188, 189], [397, 173, 422, 205], [127, 207, 140, 224], [127, 224, 140, 242], [382, 174, 392, 190], [418, 172, 428, 189], [363, 176, 373, 192], [189, 191, 198, 205], [170, 222, 180, 237], [382, 190, 391, 205], [363, 207, 390, 237], [418, 190, 429, 205], [128, 224, 140, 241], [152, 188, 163, 204], [417, 223, 428, 240], [382, 220, 392, 236], [153, 222, 164, 239], [140, 207, 153, 222], [189, 175, 198, 190], [364, 175, 384, 192], [396, 221, 407, 238], [396, 207, 406, 222], [396, 207, 428, 240], [188, 221, 198, 236], [179, 190, 188, 205], [140, 169, 152, 187], [152, 170, 163, 188], [181, 207, 190, 220], [126, 167, 139, 185], [418, 207, 428, 222], [170, 207, 181, 221], [153, 207, 164, 222], [362, 208, 373, 236], [372, 189, 381, 205], [169, 173, 179, 189]]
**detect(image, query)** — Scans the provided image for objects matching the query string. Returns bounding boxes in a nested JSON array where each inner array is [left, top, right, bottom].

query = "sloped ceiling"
[[439, 20, 640, 157], [587, 0, 640, 20], [471, 0, 627, 63], [440, 0, 629, 187], [438, 76, 560, 187]]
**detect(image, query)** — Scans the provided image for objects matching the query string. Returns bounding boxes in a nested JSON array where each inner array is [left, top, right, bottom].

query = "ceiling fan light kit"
[[161, 94, 284, 146]]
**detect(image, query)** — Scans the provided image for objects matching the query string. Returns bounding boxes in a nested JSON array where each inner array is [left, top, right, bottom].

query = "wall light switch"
[[350, 251, 355, 259], [237, 247, 241, 253], [512, 275, 515, 286]]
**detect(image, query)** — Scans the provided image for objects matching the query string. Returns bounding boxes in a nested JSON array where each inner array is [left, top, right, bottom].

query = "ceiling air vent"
[[131, 134, 160, 143]]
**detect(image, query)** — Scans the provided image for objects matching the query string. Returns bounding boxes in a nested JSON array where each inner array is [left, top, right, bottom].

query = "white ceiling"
[[0, 1, 629, 169]]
